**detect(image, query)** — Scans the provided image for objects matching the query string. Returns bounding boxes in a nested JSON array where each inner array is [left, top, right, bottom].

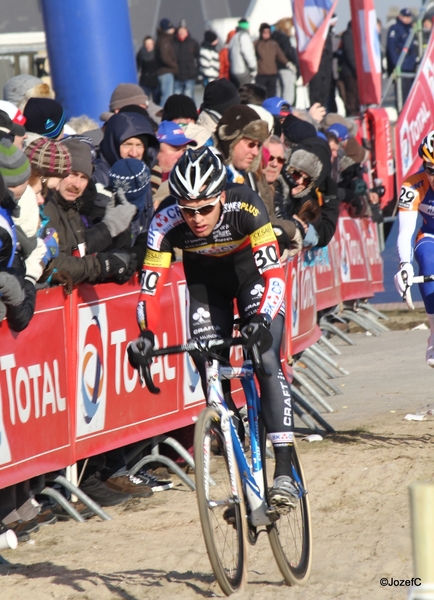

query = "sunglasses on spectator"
[[424, 163, 434, 175], [288, 168, 312, 185], [246, 140, 262, 149], [268, 155, 285, 165], [178, 196, 221, 217]]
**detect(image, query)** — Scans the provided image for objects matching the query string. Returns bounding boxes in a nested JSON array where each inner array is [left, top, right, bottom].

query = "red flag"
[[350, 0, 382, 105], [292, 0, 339, 84]]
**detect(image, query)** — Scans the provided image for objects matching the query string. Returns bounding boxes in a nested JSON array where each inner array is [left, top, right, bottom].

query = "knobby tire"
[[194, 407, 248, 595]]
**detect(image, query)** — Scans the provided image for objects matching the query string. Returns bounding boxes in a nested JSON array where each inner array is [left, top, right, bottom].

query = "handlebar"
[[412, 275, 434, 284], [140, 336, 271, 394]]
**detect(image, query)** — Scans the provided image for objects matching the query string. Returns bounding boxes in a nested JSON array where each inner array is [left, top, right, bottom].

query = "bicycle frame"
[[206, 358, 274, 527]]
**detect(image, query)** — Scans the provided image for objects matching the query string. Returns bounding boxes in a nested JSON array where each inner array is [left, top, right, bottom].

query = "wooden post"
[[409, 483, 434, 599]]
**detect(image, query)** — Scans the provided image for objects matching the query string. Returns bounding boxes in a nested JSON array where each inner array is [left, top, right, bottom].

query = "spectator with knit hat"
[[23, 98, 66, 140], [197, 78, 240, 136], [162, 94, 198, 125], [43, 138, 136, 286], [99, 82, 162, 124], [229, 18, 257, 87], [199, 31, 220, 87], [0, 140, 38, 332]]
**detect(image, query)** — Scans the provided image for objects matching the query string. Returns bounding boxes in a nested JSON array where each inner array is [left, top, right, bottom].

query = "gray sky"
[[335, 0, 427, 33]]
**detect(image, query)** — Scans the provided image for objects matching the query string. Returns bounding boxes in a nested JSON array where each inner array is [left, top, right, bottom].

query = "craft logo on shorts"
[[76, 304, 108, 437], [291, 267, 299, 337]]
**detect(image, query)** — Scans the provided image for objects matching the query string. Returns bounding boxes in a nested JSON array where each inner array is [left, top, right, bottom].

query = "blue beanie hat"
[[109, 158, 151, 214]]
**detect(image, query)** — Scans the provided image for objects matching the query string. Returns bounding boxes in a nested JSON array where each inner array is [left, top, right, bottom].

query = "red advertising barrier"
[[364, 108, 395, 210], [394, 30, 434, 188], [0, 287, 73, 488], [0, 216, 383, 488]]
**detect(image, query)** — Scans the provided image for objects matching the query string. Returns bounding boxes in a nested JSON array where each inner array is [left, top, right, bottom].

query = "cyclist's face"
[[178, 192, 226, 238]]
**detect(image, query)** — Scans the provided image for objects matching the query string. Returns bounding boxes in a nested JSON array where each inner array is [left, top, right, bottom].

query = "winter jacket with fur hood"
[[279, 137, 340, 247]]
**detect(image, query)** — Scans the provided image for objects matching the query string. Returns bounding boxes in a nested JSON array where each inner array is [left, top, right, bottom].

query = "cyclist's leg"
[[414, 236, 434, 365], [237, 284, 297, 506]]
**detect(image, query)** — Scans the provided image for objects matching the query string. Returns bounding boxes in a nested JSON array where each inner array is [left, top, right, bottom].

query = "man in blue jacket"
[[386, 8, 419, 104]]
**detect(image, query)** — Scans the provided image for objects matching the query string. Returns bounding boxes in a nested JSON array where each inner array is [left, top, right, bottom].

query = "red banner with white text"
[[394, 31, 434, 188], [350, 0, 382, 105]]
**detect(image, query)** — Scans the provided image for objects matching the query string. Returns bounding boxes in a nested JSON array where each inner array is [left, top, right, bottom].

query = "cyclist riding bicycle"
[[128, 146, 298, 508], [395, 131, 434, 366]]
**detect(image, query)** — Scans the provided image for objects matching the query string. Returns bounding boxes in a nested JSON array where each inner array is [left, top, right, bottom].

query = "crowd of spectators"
[[0, 14, 386, 545]]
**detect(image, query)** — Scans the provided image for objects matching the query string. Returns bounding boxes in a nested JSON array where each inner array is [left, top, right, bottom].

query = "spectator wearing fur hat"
[[0, 142, 38, 331], [229, 19, 257, 88], [215, 104, 269, 188], [197, 79, 240, 136], [255, 23, 292, 98], [173, 21, 200, 100], [278, 136, 340, 248], [216, 104, 301, 256], [155, 19, 178, 106], [44, 138, 137, 286], [199, 31, 220, 87]]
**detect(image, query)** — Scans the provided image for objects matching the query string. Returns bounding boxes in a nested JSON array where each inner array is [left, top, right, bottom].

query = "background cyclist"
[[395, 131, 434, 366]]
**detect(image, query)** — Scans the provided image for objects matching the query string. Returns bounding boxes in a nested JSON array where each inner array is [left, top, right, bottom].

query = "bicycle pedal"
[[265, 506, 281, 522]]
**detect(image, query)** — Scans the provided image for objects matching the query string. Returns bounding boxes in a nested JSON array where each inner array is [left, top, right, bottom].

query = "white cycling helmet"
[[169, 147, 227, 200]]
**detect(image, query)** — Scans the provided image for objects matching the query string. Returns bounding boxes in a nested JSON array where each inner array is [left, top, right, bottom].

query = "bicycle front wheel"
[[194, 407, 248, 595], [264, 438, 312, 585]]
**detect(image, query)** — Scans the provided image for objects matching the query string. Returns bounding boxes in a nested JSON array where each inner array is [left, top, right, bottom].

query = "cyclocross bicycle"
[[141, 336, 312, 596]]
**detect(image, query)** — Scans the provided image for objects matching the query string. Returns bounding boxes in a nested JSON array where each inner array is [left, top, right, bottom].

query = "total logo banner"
[[395, 33, 434, 186]]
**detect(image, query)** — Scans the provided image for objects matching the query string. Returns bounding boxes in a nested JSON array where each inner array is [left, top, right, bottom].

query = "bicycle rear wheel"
[[264, 436, 312, 585], [194, 407, 248, 596]]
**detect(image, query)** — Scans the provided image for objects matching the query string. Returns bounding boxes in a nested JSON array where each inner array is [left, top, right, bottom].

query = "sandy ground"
[[1, 321, 434, 600]]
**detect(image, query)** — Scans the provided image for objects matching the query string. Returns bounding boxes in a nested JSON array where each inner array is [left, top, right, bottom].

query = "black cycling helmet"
[[169, 147, 227, 200]]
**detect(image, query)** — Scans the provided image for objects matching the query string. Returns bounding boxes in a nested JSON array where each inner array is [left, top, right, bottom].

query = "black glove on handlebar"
[[241, 314, 273, 354], [127, 330, 155, 371]]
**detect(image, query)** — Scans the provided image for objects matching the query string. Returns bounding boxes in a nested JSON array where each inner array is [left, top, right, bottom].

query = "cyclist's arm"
[[396, 176, 423, 264], [249, 222, 286, 320], [136, 248, 172, 332]]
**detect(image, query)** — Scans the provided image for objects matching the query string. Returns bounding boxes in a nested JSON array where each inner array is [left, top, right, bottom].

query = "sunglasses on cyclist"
[[424, 163, 434, 176], [268, 155, 285, 165], [178, 196, 221, 217], [288, 168, 312, 185]]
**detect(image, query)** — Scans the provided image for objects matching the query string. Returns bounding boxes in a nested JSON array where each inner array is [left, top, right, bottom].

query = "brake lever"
[[250, 342, 271, 378], [142, 361, 161, 394]]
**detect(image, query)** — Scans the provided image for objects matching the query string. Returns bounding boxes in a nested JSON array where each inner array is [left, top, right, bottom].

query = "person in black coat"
[[339, 22, 360, 116], [136, 36, 160, 104], [173, 21, 199, 100], [386, 8, 419, 104], [309, 26, 334, 110]]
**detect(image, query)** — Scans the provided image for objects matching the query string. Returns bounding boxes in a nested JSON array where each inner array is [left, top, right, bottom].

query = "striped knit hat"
[[109, 158, 151, 212], [0, 139, 30, 188], [25, 137, 71, 178], [23, 97, 66, 138]]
